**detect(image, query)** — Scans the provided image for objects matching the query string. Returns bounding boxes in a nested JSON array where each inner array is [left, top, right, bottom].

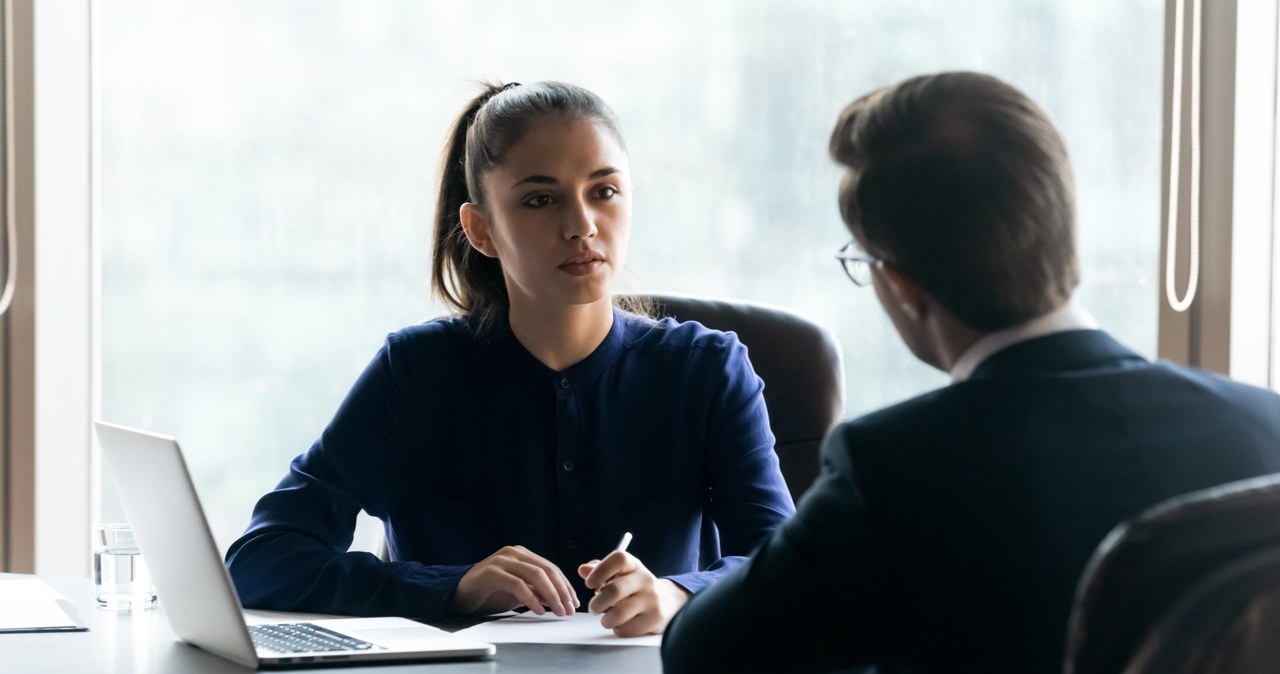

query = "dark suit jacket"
[[662, 330, 1280, 673]]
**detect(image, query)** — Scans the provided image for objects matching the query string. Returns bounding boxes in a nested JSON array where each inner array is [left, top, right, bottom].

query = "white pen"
[[614, 531, 633, 554]]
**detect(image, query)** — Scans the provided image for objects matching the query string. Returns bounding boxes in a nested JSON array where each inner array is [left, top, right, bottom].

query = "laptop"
[[93, 421, 496, 669]]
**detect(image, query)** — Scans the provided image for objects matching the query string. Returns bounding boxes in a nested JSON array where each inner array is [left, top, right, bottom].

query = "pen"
[[614, 531, 633, 554]]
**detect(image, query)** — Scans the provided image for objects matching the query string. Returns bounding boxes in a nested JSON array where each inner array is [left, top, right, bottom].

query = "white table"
[[2, 574, 661, 672]]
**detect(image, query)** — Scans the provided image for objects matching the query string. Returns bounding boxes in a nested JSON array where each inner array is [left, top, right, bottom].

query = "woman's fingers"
[[455, 545, 685, 636], [590, 569, 642, 616], [451, 545, 579, 616], [600, 594, 658, 636], [489, 566, 549, 616], [588, 559, 690, 637], [507, 558, 572, 616], [506, 546, 578, 613], [583, 550, 638, 591]]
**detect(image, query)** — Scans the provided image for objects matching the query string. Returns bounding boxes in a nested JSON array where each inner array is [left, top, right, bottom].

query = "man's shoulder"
[[1147, 358, 1280, 398], [820, 386, 966, 475], [837, 383, 978, 436], [827, 357, 1280, 461]]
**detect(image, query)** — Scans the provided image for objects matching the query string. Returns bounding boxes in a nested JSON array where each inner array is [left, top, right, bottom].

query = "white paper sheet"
[[454, 611, 661, 647], [0, 578, 86, 632], [241, 608, 349, 625]]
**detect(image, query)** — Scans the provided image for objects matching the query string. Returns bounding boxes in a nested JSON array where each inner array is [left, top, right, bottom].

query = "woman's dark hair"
[[431, 81, 626, 330], [829, 71, 1079, 331]]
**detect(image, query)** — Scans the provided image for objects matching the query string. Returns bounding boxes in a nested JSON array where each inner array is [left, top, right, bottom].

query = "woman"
[[225, 81, 795, 637]]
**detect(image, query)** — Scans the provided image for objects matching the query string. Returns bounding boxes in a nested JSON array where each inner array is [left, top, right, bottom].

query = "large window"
[[98, 0, 1165, 553]]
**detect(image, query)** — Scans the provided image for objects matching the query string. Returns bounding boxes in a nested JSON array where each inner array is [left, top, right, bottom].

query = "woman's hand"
[[448, 545, 579, 617], [578, 551, 690, 636]]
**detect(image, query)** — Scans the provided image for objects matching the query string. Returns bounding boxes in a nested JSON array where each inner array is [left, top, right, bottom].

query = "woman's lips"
[[560, 251, 605, 277], [560, 260, 604, 277]]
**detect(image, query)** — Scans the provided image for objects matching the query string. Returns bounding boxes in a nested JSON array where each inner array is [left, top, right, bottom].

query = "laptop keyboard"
[[249, 622, 377, 654]]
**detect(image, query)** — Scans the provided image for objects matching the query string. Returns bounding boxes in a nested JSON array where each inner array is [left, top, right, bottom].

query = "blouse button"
[[559, 377, 570, 389], [563, 460, 575, 472], [566, 538, 579, 550]]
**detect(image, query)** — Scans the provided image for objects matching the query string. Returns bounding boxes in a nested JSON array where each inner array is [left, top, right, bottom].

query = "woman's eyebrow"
[[589, 167, 621, 179], [511, 167, 622, 190], [512, 175, 557, 189]]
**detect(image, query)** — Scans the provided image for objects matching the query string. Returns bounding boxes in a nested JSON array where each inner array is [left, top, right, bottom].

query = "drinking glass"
[[92, 523, 157, 610]]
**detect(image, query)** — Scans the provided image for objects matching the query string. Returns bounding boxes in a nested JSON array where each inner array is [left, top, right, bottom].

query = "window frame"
[[2, 0, 95, 575], [1157, 0, 1278, 386], [13, 0, 1280, 572]]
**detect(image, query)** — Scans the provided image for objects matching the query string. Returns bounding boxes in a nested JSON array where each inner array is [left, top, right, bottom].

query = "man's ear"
[[878, 264, 927, 323], [459, 203, 498, 258]]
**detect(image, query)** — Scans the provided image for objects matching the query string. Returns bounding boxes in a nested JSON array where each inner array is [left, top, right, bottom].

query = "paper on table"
[[241, 608, 350, 625], [454, 611, 661, 647], [0, 578, 87, 632]]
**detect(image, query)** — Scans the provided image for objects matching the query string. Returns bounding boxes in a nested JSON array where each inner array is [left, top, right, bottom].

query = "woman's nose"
[[564, 200, 599, 240]]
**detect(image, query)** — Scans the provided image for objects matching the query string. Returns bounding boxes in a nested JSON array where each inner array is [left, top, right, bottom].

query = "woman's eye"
[[595, 185, 618, 199], [523, 194, 554, 208]]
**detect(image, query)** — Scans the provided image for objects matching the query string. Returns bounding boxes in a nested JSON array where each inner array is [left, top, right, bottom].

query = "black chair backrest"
[[1065, 472, 1280, 674], [633, 294, 845, 503]]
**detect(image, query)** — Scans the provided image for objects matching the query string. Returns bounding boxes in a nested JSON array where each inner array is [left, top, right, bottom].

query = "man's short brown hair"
[[829, 71, 1079, 331]]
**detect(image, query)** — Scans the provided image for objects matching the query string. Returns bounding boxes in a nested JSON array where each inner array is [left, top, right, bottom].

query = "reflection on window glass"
[[100, 0, 1163, 552]]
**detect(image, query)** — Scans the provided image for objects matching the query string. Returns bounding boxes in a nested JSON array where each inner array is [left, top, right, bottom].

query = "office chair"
[[630, 293, 844, 504], [1064, 472, 1280, 674]]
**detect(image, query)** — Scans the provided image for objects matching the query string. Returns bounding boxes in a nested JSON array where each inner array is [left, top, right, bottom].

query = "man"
[[661, 71, 1280, 673]]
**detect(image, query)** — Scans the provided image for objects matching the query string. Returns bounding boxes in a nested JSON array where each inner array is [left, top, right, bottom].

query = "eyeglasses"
[[835, 241, 883, 287]]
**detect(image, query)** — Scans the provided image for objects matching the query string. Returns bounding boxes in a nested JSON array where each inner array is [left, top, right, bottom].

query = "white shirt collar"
[[949, 301, 1099, 383]]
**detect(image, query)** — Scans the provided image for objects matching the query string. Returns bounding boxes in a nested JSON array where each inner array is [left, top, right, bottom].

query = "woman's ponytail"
[[430, 83, 510, 329]]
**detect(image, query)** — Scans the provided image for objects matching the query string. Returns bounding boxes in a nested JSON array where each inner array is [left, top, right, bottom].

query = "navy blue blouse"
[[225, 308, 795, 619]]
